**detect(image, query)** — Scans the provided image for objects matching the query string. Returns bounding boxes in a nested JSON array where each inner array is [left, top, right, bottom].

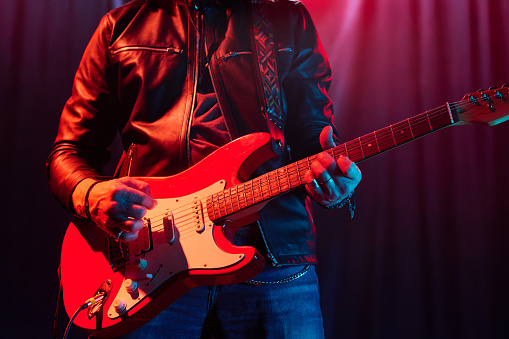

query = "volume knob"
[[134, 258, 148, 271], [124, 279, 138, 293], [113, 299, 126, 314]]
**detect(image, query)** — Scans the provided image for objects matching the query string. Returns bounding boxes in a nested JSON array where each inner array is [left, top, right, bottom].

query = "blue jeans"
[[121, 265, 324, 338]]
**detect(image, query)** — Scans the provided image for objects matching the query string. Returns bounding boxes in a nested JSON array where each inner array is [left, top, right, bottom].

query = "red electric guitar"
[[60, 87, 509, 337]]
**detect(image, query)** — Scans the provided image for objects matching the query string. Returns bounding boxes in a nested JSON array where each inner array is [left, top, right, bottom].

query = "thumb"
[[319, 125, 336, 150]]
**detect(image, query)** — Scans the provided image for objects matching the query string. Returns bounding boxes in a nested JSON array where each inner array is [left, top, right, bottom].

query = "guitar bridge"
[[108, 237, 129, 272]]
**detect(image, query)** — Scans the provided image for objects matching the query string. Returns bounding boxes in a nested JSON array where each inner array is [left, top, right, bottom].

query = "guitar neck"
[[207, 103, 457, 220]]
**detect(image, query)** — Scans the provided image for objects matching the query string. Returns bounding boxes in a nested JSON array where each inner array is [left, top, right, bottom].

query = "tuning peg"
[[477, 89, 485, 92], [502, 84, 509, 88], [489, 86, 497, 90], [469, 95, 481, 106]]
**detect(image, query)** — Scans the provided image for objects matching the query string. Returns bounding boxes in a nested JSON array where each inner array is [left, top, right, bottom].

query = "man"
[[48, 0, 361, 337]]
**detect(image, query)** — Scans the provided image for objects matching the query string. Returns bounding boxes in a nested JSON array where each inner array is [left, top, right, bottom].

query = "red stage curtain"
[[303, 0, 509, 337]]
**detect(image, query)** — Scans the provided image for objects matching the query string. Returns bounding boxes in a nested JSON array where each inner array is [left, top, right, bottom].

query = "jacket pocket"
[[110, 46, 184, 55]]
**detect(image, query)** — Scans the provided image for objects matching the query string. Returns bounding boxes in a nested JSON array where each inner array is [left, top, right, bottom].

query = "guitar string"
[[132, 93, 504, 244]]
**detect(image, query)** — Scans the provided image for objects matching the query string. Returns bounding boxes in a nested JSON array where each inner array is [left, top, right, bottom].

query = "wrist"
[[318, 191, 356, 219], [72, 178, 100, 218]]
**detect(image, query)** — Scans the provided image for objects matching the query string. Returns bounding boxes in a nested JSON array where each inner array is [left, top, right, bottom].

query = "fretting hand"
[[305, 126, 362, 207]]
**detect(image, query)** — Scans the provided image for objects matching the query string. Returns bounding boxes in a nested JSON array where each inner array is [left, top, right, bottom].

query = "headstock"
[[455, 86, 509, 126]]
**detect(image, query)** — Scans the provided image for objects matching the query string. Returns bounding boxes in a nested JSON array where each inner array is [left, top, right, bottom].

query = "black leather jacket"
[[47, 0, 335, 266]]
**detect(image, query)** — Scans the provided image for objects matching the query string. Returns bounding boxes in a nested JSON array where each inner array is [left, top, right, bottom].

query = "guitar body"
[[60, 133, 273, 338]]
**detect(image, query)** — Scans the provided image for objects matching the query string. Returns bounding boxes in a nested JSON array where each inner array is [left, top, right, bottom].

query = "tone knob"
[[124, 279, 138, 293], [113, 299, 126, 314], [134, 258, 148, 271]]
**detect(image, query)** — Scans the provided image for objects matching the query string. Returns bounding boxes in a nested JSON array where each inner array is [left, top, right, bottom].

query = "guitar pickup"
[[163, 212, 175, 243], [193, 198, 205, 233]]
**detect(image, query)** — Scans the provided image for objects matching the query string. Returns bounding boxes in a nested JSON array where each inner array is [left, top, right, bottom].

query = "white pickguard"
[[108, 180, 244, 319]]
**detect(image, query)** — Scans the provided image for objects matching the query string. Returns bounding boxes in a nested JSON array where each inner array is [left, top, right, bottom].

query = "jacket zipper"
[[111, 46, 184, 55], [185, 9, 201, 168], [218, 51, 252, 62], [126, 144, 136, 177]]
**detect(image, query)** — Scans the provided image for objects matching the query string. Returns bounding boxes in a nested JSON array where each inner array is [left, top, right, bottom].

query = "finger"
[[319, 125, 336, 150], [118, 178, 157, 208], [114, 186, 157, 209], [337, 156, 362, 182], [118, 229, 140, 243], [304, 170, 321, 192], [119, 203, 148, 220], [118, 218, 145, 233], [316, 152, 339, 179], [310, 157, 334, 185]]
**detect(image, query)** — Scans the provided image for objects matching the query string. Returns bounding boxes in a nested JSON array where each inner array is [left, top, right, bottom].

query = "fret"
[[235, 184, 244, 210], [339, 143, 348, 157], [243, 181, 253, 207], [248, 180, 256, 205], [243, 183, 248, 209], [374, 127, 396, 152], [230, 185, 240, 212], [208, 195, 217, 220], [286, 166, 293, 189], [358, 137, 365, 158], [217, 191, 226, 217], [407, 119, 415, 139], [426, 111, 433, 130], [264, 172, 271, 197], [359, 132, 379, 159], [277, 167, 290, 192], [298, 158, 309, 182], [267, 172, 277, 197], [288, 163, 301, 188], [224, 188, 233, 214], [252, 177, 261, 204], [392, 120, 414, 145], [328, 147, 335, 161], [389, 125, 397, 146], [429, 107, 453, 130], [373, 131, 381, 152], [408, 112, 433, 138], [256, 176, 266, 202], [345, 138, 363, 162], [229, 188, 235, 213], [295, 163, 302, 187], [272, 170, 281, 195]]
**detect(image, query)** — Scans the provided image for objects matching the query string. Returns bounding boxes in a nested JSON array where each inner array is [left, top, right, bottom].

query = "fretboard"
[[206, 103, 456, 220]]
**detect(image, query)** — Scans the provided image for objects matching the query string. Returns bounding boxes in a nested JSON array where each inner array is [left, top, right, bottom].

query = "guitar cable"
[[54, 264, 106, 339], [63, 294, 106, 339]]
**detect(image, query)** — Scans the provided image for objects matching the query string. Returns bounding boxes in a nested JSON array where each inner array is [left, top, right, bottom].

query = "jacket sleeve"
[[46, 13, 119, 212], [281, 1, 337, 160]]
